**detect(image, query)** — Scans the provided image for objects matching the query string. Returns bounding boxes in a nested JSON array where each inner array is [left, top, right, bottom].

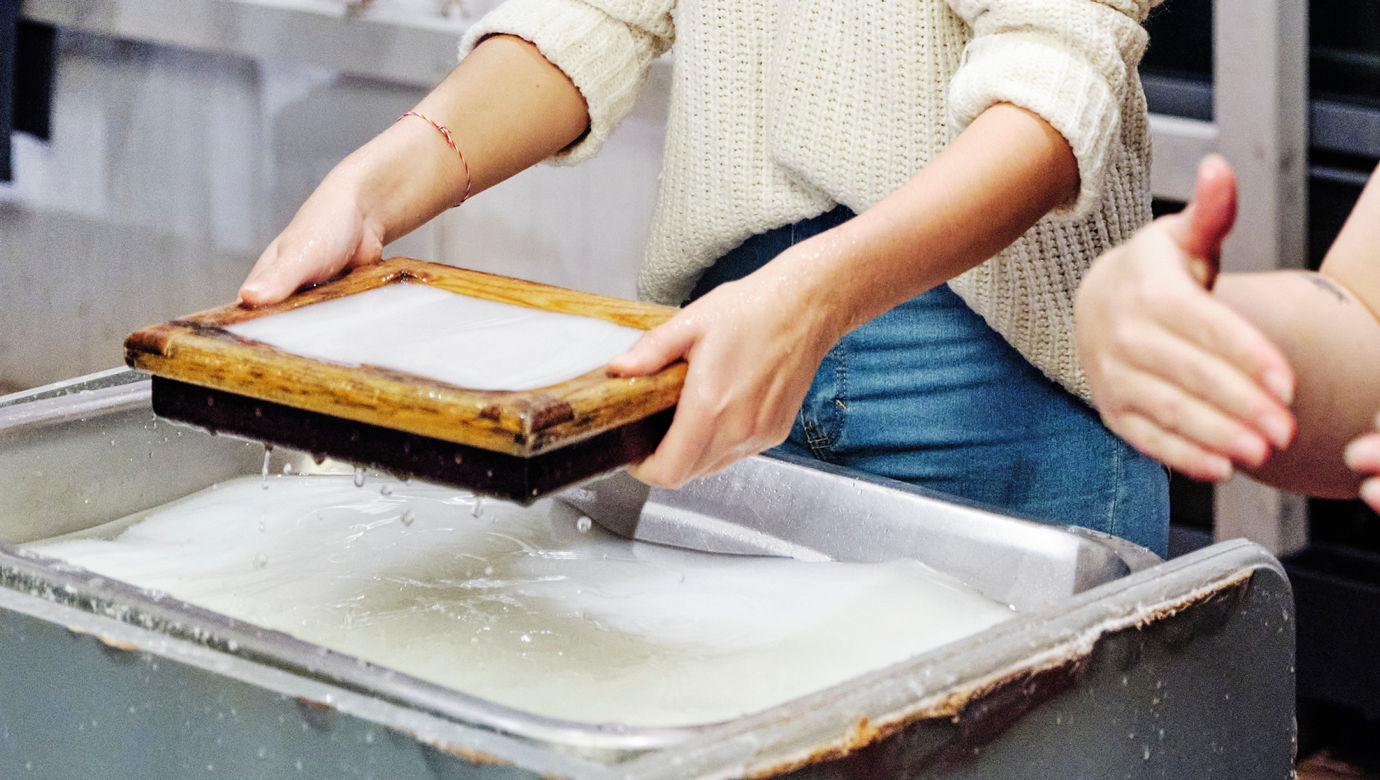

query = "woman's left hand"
[[606, 249, 843, 489], [1345, 414, 1380, 513]]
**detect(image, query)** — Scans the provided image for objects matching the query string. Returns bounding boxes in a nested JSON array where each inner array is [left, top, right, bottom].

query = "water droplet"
[[282, 462, 294, 475], [379, 484, 393, 497], [472, 497, 484, 518], [353, 468, 365, 488], [400, 510, 415, 527], [253, 553, 268, 569], [482, 565, 494, 577], [519, 633, 532, 643], [575, 516, 592, 533], [261, 448, 272, 489]]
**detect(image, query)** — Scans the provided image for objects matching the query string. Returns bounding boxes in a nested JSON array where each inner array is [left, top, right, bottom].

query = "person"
[[1075, 155, 1380, 512], [239, 0, 1171, 552]]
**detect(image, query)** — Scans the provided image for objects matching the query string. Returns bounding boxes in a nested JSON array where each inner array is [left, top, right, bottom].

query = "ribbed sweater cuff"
[[459, 0, 650, 166], [948, 31, 1119, 220]]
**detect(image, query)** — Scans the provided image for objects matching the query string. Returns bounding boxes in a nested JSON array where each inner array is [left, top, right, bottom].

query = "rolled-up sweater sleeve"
[[459, 0, 674, 166], [945, 0, 1152, 218]]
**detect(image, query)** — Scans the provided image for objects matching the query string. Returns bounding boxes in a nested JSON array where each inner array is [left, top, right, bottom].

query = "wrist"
[[315, 157, 382, 237], [328, 120, 454, 244], [769, 230, 867, 350]]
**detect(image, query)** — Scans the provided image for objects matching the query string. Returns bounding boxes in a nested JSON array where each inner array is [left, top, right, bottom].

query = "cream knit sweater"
[[459, 0, 1154, 401]]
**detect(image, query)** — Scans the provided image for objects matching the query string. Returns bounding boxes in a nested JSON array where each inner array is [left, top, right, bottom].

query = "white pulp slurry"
[[226, 282, 645, 391], [26, 476, 1014, 727]]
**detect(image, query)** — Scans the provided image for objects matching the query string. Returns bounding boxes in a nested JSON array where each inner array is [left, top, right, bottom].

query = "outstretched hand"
[[606, 256, 841, 489], [239, 174, 386, 306], [1074, 155, 1297, 481]]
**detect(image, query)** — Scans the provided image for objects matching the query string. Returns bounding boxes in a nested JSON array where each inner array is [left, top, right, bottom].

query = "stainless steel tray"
[[0, 370, 1295, 779]]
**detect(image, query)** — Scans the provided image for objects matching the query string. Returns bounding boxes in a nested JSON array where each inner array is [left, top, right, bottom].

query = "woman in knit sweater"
[[240, 1, 1170, 553]]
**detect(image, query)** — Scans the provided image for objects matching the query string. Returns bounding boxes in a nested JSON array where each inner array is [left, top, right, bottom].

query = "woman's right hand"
[[238, 169, 387, 306]]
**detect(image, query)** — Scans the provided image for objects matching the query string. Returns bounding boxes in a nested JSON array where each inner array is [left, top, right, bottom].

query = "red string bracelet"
[[398, 110, 472, 206]]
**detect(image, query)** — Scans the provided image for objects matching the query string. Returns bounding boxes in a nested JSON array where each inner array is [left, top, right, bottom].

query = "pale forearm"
[[1230, 166, 1380, 494], [239, 34, 588, 305], [779, 103, 1079, 341], [1216, 271, 1380, 497], [340, 34, 589, 244], [1318, 165, 1380, 317]]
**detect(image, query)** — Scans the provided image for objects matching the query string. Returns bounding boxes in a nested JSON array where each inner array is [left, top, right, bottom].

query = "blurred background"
[[1, 0, 667, 393], [3, 0, 1378, 774]]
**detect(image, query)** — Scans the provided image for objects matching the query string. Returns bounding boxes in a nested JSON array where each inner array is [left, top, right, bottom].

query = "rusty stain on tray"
[[63, 623, 142, 653], [413, 734, 534, 774], [741, 572, 1254, 778]]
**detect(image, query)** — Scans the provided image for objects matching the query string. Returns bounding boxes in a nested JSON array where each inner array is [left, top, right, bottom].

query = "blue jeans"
[[689, 206, 1169, 555]]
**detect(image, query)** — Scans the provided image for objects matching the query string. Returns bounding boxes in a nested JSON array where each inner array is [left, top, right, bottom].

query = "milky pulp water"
[[225, 282, 645, 391], [25, 475, 1014, 726]]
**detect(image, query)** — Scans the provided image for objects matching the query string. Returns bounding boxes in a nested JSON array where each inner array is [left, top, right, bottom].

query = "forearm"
[[1235, 167, 1380, 494], [1318, 164, 1380, 317], [1216, 271, 1380, 497], [777, 103, 1079, 341], [339, 34, 589, 243]]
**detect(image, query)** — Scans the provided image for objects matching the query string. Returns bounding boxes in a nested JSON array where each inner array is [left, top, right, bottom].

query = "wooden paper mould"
[[124, 257, 685, 503]]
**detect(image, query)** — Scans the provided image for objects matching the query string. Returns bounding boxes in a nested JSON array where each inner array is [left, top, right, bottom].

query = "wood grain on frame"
[[124, 258, 686, 458]]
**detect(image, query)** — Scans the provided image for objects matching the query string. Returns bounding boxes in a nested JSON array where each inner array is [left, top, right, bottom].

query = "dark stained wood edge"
[[123, 322, 183, 357]]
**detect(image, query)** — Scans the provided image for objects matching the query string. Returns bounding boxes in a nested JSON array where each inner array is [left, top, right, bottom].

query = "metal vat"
[[0, 370, 1294, 778]]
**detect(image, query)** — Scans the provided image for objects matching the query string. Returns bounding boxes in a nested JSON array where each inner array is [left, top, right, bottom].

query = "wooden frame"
[[125, 258, 686, 501]]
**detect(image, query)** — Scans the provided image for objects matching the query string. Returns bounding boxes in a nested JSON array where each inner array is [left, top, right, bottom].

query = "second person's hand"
[[1074, 156, 1297, 481]]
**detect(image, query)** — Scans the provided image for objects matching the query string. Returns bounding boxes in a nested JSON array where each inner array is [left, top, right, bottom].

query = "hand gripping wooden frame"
[[124, 258, 685, 503]]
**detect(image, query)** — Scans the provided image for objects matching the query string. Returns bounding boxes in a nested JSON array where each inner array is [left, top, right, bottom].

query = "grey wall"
[[0, 29, 664, 390]]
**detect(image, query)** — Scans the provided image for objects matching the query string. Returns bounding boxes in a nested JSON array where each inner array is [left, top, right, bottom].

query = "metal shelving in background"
[[1145, 0, 1380, 762], [1144, 0, 1380, 555]]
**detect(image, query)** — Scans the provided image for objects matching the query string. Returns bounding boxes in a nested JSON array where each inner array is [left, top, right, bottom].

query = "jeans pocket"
[[796, 339, 847, 456]]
